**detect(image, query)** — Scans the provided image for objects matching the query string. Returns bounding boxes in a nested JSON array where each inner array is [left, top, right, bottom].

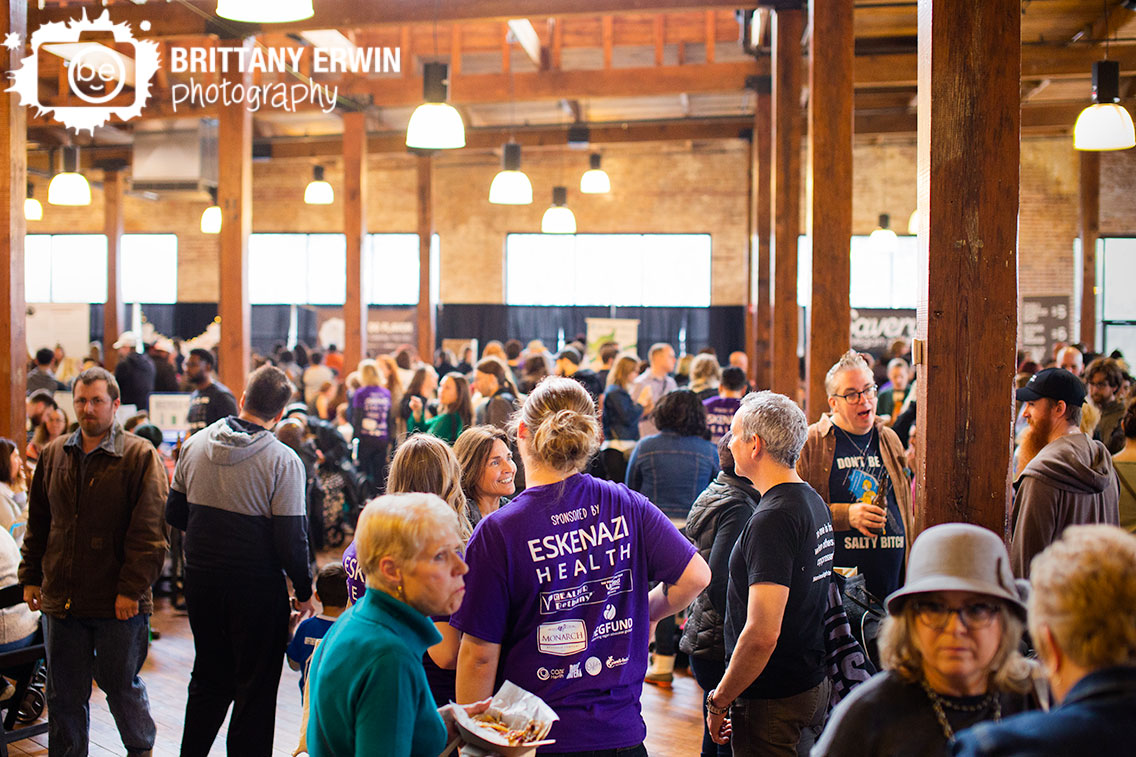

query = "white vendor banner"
[[585, 318, 639, 361]]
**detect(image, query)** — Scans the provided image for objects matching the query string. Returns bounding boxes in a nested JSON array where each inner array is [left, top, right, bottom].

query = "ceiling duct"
[[131, 119, 218, 194]]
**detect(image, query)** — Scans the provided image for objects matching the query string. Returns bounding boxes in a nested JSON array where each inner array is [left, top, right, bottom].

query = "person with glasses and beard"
[[797, 350, 912, 599], [1010, 368, 1119, 578]]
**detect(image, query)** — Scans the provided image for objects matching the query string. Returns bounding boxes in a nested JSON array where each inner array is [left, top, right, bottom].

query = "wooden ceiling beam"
[[31, 1, 742, 38]]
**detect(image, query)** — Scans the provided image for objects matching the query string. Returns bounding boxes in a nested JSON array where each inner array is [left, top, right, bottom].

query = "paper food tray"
[[451, 681, 558, 756]]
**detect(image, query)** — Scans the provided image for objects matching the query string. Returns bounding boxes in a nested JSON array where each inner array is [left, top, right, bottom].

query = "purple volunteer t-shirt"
[[342, 540, 365, 605], [450, 473, 696, 752], [352, 385, 391, 439], [703, 396, 741, 444]]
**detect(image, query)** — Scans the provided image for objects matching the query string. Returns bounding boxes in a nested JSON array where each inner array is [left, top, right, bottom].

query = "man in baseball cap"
[[1010, 368, 1119, 578]]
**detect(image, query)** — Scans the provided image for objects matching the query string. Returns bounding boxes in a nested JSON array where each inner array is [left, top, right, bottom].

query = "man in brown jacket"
[[20, 367, 168, 757], [796, 350, 912, 599]]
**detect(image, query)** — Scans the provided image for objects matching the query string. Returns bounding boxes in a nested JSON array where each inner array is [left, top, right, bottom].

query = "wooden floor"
[[4, 560, 705, 755]]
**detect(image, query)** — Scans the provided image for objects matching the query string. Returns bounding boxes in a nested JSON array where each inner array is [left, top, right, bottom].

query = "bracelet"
[[705, 689, 730, 716]]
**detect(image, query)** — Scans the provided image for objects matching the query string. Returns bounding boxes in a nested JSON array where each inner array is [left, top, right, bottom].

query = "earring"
[[397, 584, 405, 601]]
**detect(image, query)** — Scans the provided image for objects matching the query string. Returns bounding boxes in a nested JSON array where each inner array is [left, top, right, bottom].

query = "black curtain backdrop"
[[93, 304, 745, 361]]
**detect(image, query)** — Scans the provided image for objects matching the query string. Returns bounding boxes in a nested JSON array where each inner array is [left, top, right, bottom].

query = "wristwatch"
[[705, 689, 730, 716]]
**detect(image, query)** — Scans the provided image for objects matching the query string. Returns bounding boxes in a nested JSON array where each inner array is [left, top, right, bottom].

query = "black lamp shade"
[[423, 62, 449, 103], [552, 186, 568, 206], [1092, 60, 1120, 104], [503, 142, 522, 171]]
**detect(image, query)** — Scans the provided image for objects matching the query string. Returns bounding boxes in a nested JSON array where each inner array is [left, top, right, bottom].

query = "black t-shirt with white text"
[[827, 426, 905, 598], [187, 381, 239, 436], [724, 482, 834, 699]]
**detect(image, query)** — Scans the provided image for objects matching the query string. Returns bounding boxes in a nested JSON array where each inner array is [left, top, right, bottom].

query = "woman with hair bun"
[[453, 377, 710, 755]]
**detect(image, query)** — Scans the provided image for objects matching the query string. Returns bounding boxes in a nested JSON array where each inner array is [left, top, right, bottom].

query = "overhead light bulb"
[[579, 153, 611, 194], [1075, 60, 1135, 151], [541, 186, 576, 234], [907, 208, 918, 236], [304, 165, 334, 205], [406, 63, 466, 150], [489, 142, 533, 205], [48, 146, 91, 206], [24, 183, 42, 221], [869, 213, 898, 254], [215, 0, 313, 23], [201, 187, 221, 234]]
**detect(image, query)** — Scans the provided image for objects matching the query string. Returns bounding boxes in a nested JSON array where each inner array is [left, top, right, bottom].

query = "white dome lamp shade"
[[48, 146, 91, 206], [541, 186, 576, 234], [215, 0, 313, 23], [201, 187, 221, 234], [579, 153, 611, 194], [489, 142, 533, 205], [304, 165, 334, 205], [406, 62, 466, 150], [869, 213, 898, 254], [24, 182, 43, 221], [1074, 60, 1135, 151]]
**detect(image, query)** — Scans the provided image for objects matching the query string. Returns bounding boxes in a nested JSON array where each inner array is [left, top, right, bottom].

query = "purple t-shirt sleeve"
[[637, 493, 698, 585], [450, 520, 510, 643]]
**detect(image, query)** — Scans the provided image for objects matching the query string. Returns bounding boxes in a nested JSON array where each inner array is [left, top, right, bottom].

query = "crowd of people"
[[7, 330, 1136, 757]]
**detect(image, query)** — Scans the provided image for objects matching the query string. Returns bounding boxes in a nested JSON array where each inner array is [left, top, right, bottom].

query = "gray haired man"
[[706, 391, 835, 756]]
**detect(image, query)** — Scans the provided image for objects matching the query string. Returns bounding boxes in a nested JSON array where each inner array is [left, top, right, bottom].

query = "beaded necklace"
[[920, 679, 1002, 744]]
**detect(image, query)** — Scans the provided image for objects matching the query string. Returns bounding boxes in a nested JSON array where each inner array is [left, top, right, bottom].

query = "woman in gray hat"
[[812, 523, 1039, 756]]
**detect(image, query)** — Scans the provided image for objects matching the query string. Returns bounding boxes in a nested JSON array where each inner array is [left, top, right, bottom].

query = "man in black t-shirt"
[[185, 348, 238, 436], [707, 391, 834, 756]]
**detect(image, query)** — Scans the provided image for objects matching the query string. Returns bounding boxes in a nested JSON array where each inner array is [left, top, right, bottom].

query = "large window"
[[505, 233, 712, 306], [249, 232, 434, 305], [25, 233, 177, 303], [1099, 237, 1136, 359], [797, 234, 918, 309]]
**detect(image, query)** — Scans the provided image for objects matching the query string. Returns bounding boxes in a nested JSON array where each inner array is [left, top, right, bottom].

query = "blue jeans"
[[690, 655, 732, 757], [43, 613, 155, 757]]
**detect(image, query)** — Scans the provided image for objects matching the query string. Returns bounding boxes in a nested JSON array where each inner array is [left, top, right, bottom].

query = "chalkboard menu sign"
[[1021, 296, 1070, 363]]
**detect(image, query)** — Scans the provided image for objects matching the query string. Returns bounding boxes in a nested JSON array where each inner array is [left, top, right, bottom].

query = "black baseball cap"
[[1015, 367, 1086, 406]]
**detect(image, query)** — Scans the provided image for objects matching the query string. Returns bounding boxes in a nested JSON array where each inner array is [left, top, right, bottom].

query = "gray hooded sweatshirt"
[[1011, 432, 1119, 578], [166, 417, 312, 600]]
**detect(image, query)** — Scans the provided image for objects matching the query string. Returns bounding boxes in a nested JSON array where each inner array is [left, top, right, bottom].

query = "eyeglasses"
[[1086, 380, 1110, 389], [830, 385, 878, 404], [912, 599, 1001, 630]]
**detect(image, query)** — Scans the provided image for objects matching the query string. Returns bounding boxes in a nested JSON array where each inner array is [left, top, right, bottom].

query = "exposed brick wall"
[[26, 134, 1136, 311]]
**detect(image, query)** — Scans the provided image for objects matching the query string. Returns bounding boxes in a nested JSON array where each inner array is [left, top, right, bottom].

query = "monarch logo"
[[536, 620, 587, 657], [7, 10, 160, 134]]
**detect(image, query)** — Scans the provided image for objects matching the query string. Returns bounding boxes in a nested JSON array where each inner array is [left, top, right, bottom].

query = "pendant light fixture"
[[24, 182, 43, 221], [907, 208, 919, 236], [201, 187, 221, 234], [579, 153, 611, 194], [406, 63, 466, 150], [1074, 60, 1135, 150], [1074, 2, 1135, 151], [304, 165, 334, 205], [489, 142, 533, 205], [215, 0, 314, 23], [541, 186, 576, 234], [48, 146, 91, 206], [869, 213, 898, 254]]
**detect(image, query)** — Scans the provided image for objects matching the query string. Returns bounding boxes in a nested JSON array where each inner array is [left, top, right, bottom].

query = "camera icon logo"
[[7, 10, 160, 135]]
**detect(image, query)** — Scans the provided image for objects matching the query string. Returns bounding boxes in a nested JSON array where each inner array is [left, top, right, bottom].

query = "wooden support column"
[[217, 40, 252, 395], [1079, 150, 1099, 351], [416, 154, 435, 362], [770, 7, 803, 400], [749, 76, 772, 390], [343, 112, 367, 372], [0, 0, 26, 447], [914, 0, 1020, 537], [103, 169, 126, 372], [806, 0, 852, 421]]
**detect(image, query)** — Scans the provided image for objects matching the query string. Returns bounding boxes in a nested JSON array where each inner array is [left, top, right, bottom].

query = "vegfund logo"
[[7, 11, 160, 135]]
